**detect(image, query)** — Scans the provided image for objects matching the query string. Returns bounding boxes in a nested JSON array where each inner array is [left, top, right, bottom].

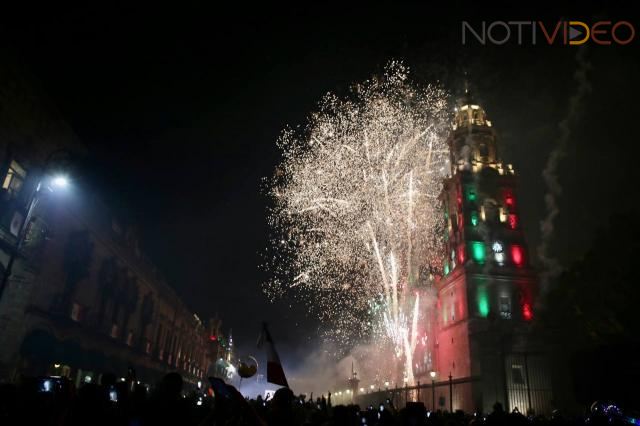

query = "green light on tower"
[[477, 286, 490, 317], [470, 210, 479, 226], [471, 241, 485, 263], [444, 262, 450, 275], [466, 187, 477, 202]]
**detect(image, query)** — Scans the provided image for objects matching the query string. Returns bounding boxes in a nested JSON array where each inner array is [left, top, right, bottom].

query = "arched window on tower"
[[499, 296, 512, 319], [479, 143, 489, 160], [472, 108, 486, 126], [483, 198, 499, 223]]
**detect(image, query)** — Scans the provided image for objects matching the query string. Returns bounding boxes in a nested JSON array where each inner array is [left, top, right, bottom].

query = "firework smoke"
[[264, 62, 450, 384], [539, 48, 591, 292]]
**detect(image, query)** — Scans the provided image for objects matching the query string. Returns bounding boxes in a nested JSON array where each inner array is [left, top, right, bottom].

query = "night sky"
[[1, 4, 639, 365]]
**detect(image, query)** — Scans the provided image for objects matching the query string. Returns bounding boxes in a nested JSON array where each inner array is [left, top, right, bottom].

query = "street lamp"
[[448, 373, 453, 413], [51, 176, 69, 189], [430, 371, 437, 411], [0, 174, 69, 301]]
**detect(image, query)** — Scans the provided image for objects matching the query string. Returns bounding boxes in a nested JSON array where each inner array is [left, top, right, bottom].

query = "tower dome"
[[452, 89, 492, 130], [448, 86, 500, 171]]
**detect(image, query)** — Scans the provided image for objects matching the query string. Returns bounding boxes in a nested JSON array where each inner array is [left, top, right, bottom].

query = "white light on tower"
[[492, 241, 505, 264]]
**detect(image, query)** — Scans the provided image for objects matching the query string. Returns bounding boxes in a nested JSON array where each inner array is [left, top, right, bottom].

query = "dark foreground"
[[0, 373, 634, 426]]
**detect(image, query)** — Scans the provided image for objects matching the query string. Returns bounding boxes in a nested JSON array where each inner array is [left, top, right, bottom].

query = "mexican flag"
[[257, 322, 289, 388]]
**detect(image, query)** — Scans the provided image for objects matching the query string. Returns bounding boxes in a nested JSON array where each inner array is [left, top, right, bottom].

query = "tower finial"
[[462, 72, 473, 105]]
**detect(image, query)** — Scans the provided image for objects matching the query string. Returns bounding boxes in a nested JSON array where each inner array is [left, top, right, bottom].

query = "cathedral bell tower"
[[428, 87, 547, 413]]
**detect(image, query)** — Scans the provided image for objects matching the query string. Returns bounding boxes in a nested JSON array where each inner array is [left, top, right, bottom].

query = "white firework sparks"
[[264, 62, 450, 384]]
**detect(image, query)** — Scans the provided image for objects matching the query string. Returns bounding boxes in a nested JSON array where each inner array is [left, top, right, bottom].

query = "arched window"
[[479, 143, 489, 160], [482, 198, 499, 223]]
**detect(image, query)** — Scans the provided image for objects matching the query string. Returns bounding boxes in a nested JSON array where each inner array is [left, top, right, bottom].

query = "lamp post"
[[448, 373, 453, 413], [430, 371, 436, 411], [0, 174, 69, 302]]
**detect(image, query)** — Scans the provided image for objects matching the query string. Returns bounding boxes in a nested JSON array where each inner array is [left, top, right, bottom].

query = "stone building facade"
[[0, 58, 214, 386]]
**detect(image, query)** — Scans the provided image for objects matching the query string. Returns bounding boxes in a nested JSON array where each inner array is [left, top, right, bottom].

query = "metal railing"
[[354, 376, 479, 412]]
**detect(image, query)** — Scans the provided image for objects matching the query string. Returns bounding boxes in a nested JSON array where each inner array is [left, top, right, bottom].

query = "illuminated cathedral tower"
[[429, 89, 550, 413]]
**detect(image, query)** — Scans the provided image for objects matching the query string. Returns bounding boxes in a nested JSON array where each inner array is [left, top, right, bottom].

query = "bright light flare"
[[51, 175, 69, 189]]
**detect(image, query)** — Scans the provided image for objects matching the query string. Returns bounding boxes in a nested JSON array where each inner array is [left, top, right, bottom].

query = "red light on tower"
[[522, 303, 533, 321], [505, 192, 514, 207], [458, 245, 465, 263], [209, 335, 217, 342], [511, 245, 524, 266], [508, 214, 518, 230]]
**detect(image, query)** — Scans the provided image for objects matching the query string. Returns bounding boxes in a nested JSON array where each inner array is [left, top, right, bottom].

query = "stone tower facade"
[[427, 91, 547, 413]]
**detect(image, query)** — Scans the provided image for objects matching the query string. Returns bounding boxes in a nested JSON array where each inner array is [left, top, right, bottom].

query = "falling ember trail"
[[263, 62, 450, 385]]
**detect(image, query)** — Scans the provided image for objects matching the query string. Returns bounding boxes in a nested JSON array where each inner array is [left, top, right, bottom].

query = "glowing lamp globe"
[[237, 359, 257, 379], [51, 175, 69, 189]]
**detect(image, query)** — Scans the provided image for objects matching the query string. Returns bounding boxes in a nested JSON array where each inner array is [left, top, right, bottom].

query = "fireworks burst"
[[264, 62, 450, 384]]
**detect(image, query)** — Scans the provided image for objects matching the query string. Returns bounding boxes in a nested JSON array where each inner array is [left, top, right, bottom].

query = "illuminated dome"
[[447, 85, 513, 175], [452, 90, 492, 130]]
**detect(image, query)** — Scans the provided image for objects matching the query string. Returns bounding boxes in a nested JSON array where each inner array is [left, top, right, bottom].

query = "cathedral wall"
[[436, 272, 471, 380]]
